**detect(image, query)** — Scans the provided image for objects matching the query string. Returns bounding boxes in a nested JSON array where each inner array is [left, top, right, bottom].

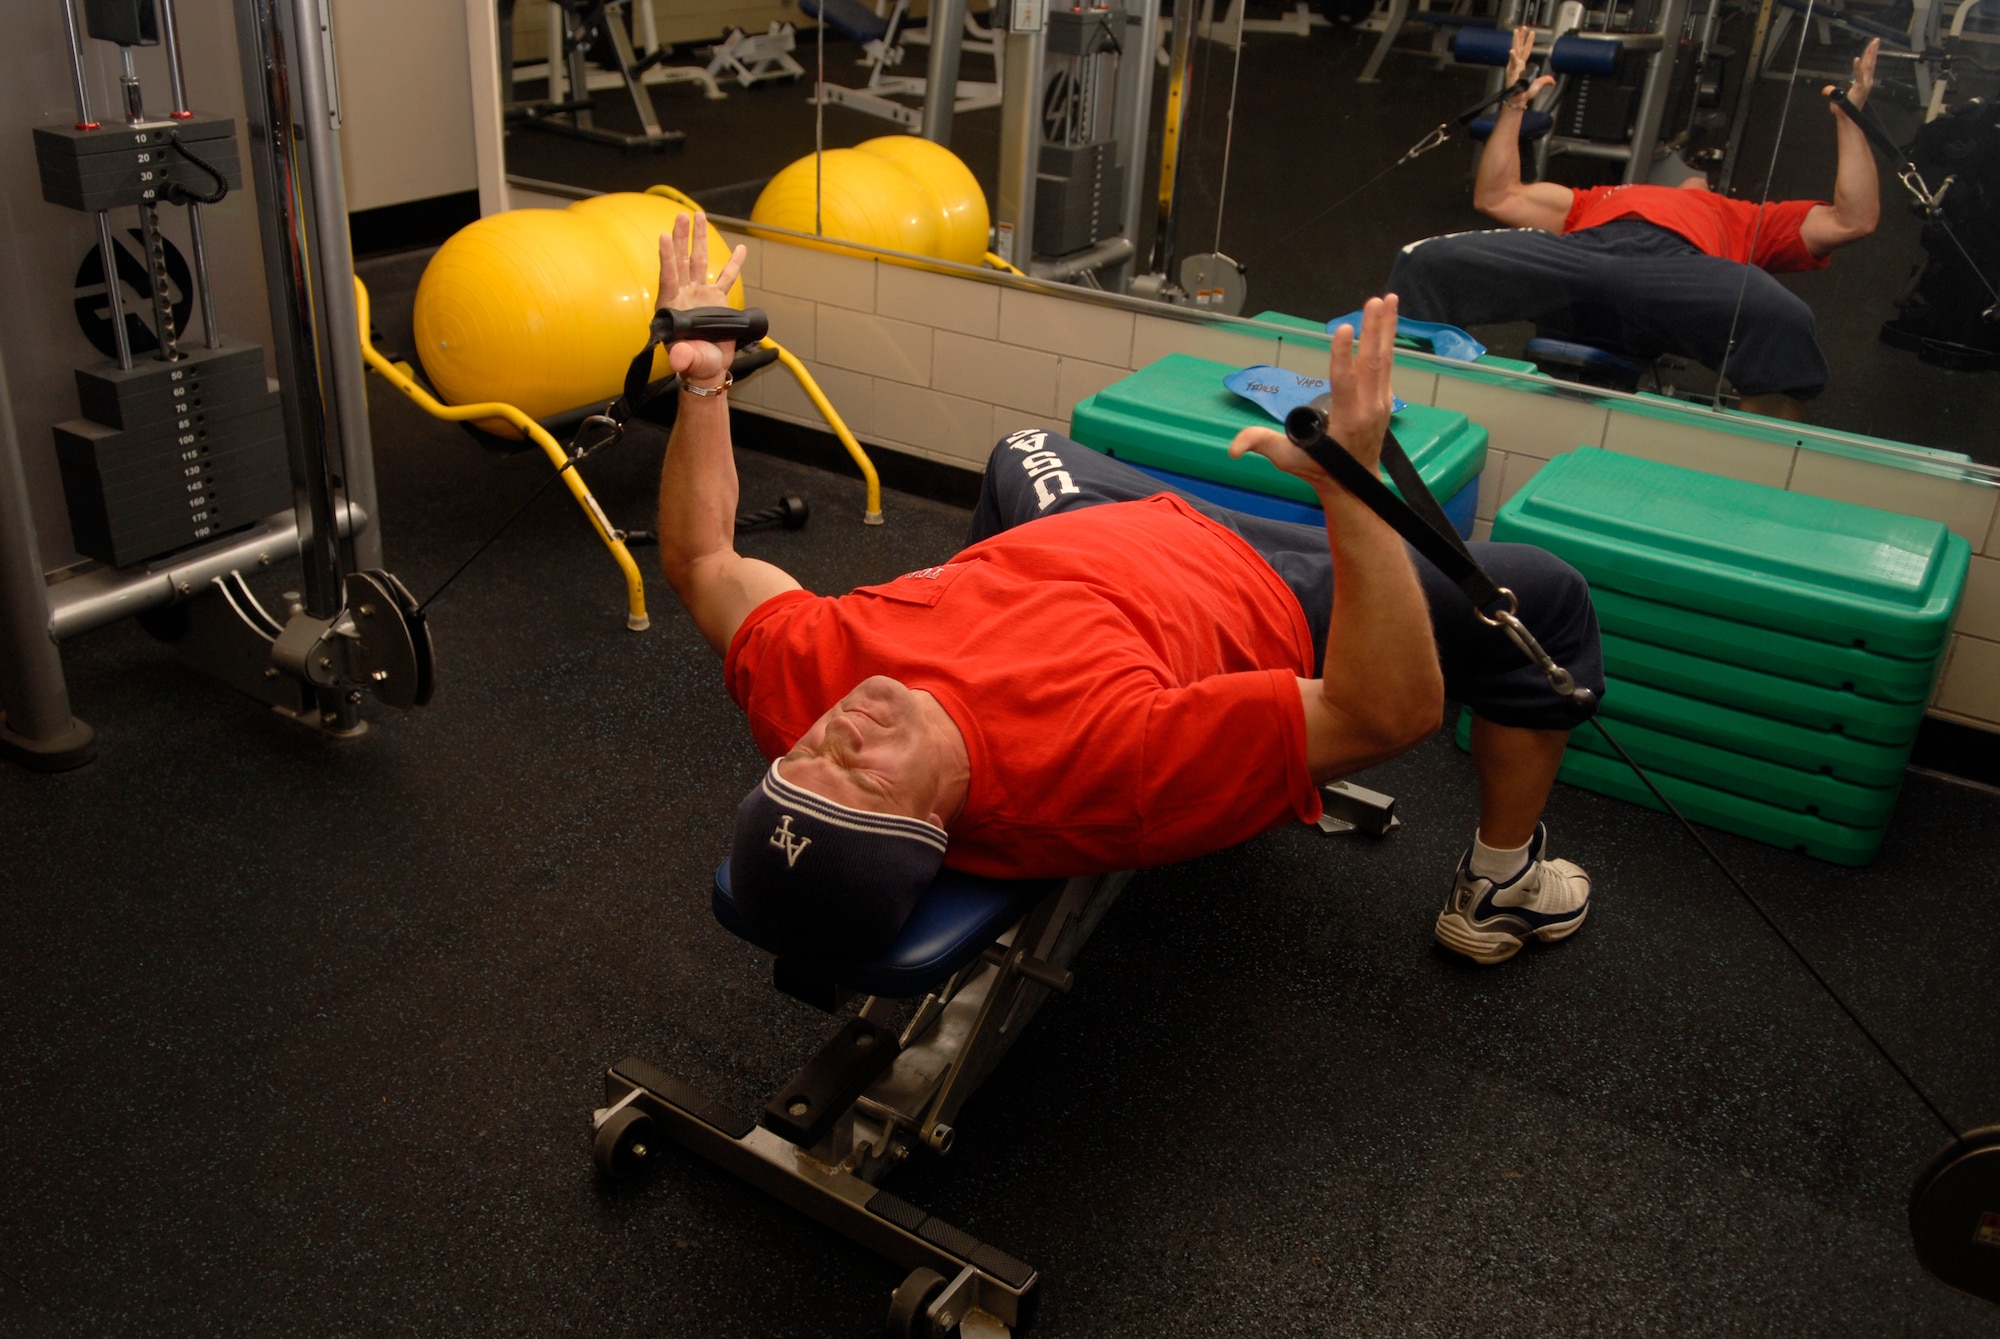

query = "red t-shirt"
[[1563, 184, 1832, 273], [724, 496, 1325, 878]]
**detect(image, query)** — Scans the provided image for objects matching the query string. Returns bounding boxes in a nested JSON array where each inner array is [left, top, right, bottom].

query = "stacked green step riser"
[[1590, 675, 1912, 788], [1453, 711, 1886, 865], [1488, 449, 1968, 866], [1068, 352, 1488, 510], [1497, 450, 1969, 659], [1592, 588, 1941, 705], [1598, 630, 1929, 743]]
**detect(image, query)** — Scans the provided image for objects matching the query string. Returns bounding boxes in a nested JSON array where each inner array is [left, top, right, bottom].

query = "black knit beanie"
[[729, 758, 948, 959]]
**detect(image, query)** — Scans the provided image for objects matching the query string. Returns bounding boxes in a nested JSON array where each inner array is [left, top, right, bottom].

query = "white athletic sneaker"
[[1433, 824, 1591, 965]]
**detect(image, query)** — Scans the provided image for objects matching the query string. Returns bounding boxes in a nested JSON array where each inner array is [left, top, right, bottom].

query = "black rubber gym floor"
[[4, 19, 1998, 1337]]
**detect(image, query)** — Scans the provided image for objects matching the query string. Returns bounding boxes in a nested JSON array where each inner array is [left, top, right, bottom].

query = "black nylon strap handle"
[[621, 306, 772, 415], [1281, 404, 1597, 718], [1455, 76, 1532, 128], [1283, 407, 1504, 611], [1826, 90, 1910, 174]]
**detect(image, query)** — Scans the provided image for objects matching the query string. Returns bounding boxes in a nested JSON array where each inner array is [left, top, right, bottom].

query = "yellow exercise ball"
[[412, 192, 742, 432], [854, 136, 989, 266], [568, 192, 745, 312], [749, 147, 942, 260]]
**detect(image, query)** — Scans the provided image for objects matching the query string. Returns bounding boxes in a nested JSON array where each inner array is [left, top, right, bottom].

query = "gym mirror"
[[492, 0, 2000, 467]]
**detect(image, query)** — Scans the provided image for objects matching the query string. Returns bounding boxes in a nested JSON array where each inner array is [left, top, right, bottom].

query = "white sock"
[[1470, 830, 1532, 883]]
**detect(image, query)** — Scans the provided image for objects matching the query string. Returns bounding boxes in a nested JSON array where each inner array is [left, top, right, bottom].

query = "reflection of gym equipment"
[[1444, 9, 1703, 184], [800, 0, 1004, 131], [1760, 0, 1947, 107], [508, 0, 693, 150], [704, 23, 806, 89]]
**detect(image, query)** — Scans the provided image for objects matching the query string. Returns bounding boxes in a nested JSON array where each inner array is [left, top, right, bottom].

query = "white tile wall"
[[1958, 555, 2000, 643], [997, 288, 1137, 363], [747, 289, 816, 360], [993, 403, 1047, 444], [875, 381, 995, 469], [933, 332, 1059, 416], [1787, 451, 2000, 547], [759, 242, 875, 311], [1935, 635, 2000, 722], [878, 264, 1000, 338], [1498, 450, 1549, 510], [747, 359, 876, 437], [815, 308, 933, 385], [1432, 377, 1608, 461], [1056, 357, 1130, 418], [1986, 492, 2000, 557], [1476, 450, 1512, 521], [1602, 410, 1797, 489], [1130, 312, 1279, 371]]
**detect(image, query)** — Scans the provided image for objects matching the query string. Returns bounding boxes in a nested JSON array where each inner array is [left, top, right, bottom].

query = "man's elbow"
[[1363, 673, 1445, 754]]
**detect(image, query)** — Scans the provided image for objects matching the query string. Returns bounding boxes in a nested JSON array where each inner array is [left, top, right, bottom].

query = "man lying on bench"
[[654, 212, 1605, 967], [1388, 29, 1883, 421]]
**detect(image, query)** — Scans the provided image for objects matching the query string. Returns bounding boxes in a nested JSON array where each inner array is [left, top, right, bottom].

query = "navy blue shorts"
[[964, 432, 1604, 732], [1386, 220, 1830, 399]]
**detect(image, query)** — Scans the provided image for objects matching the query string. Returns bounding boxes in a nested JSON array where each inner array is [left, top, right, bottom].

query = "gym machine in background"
[[0, 0, 434, 771], [993, 0, 1168, 291]]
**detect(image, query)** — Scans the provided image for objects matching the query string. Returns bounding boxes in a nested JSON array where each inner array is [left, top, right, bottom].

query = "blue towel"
[[1224, 365, 1406, 423], [1326, 311, 1487, 362]]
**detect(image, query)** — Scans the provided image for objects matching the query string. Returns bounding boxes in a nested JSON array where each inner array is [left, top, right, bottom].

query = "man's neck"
[[914, 689, 973, 829]]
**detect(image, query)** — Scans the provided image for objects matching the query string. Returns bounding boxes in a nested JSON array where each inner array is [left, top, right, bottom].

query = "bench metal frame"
[[597, 870, 1131, 1337]]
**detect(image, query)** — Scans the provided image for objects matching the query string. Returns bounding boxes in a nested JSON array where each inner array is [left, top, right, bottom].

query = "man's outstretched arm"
[[1801, 38, 1882, 257], [1231, 295, 1445, 784], [1471, 26, 1574, 232], [653, 213, 802, 655]]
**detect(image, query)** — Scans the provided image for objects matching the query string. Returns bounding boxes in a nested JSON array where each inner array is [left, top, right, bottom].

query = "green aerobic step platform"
[[1478, 448, 1971, 866], [1494, 448, 1970, 661], [1068, 353, 1487, 520], [1597, 630, 1928, 747], [1592, 588, 1942, 706]]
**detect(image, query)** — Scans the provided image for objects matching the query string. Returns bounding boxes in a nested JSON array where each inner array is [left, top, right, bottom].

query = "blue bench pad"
[[713, 860, 1062, 998], [799, 0, 892, 44]]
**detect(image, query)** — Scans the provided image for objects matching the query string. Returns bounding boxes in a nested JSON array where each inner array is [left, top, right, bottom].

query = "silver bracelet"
[[683, 371, 733, 398]]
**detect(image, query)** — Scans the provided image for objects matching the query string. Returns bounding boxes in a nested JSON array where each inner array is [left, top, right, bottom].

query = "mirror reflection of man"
[[1388, 30, 1882, 420]]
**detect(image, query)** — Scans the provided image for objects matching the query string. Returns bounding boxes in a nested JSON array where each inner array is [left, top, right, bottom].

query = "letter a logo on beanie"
[[770, 815, 812, 866], [730, 758, 950, 959]]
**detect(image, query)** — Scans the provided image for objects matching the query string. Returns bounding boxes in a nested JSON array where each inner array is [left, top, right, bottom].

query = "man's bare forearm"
[[1314, 482, 1444, 753], [1473, 104, 1526, 216], [656, 389, 741, 602], [1829, 114, 1880, 240]]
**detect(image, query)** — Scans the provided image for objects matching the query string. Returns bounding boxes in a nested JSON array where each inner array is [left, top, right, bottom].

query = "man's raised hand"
[[1506, 26, 1556, 106], [1827, 37, 1879, 112], [1228, 294, 1401, 492], [656, 211, 748, 385]]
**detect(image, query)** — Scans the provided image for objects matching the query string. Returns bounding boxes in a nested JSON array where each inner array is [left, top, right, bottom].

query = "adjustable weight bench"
[[594, 861, 1133, 1337], [589, 782, 1393, 1334]]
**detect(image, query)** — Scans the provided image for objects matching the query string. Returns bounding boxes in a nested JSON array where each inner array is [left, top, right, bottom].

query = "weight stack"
[[1035, 140, 1123, 258], [53, 339, 291, 568], [1467, 448, 1969, 866]]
